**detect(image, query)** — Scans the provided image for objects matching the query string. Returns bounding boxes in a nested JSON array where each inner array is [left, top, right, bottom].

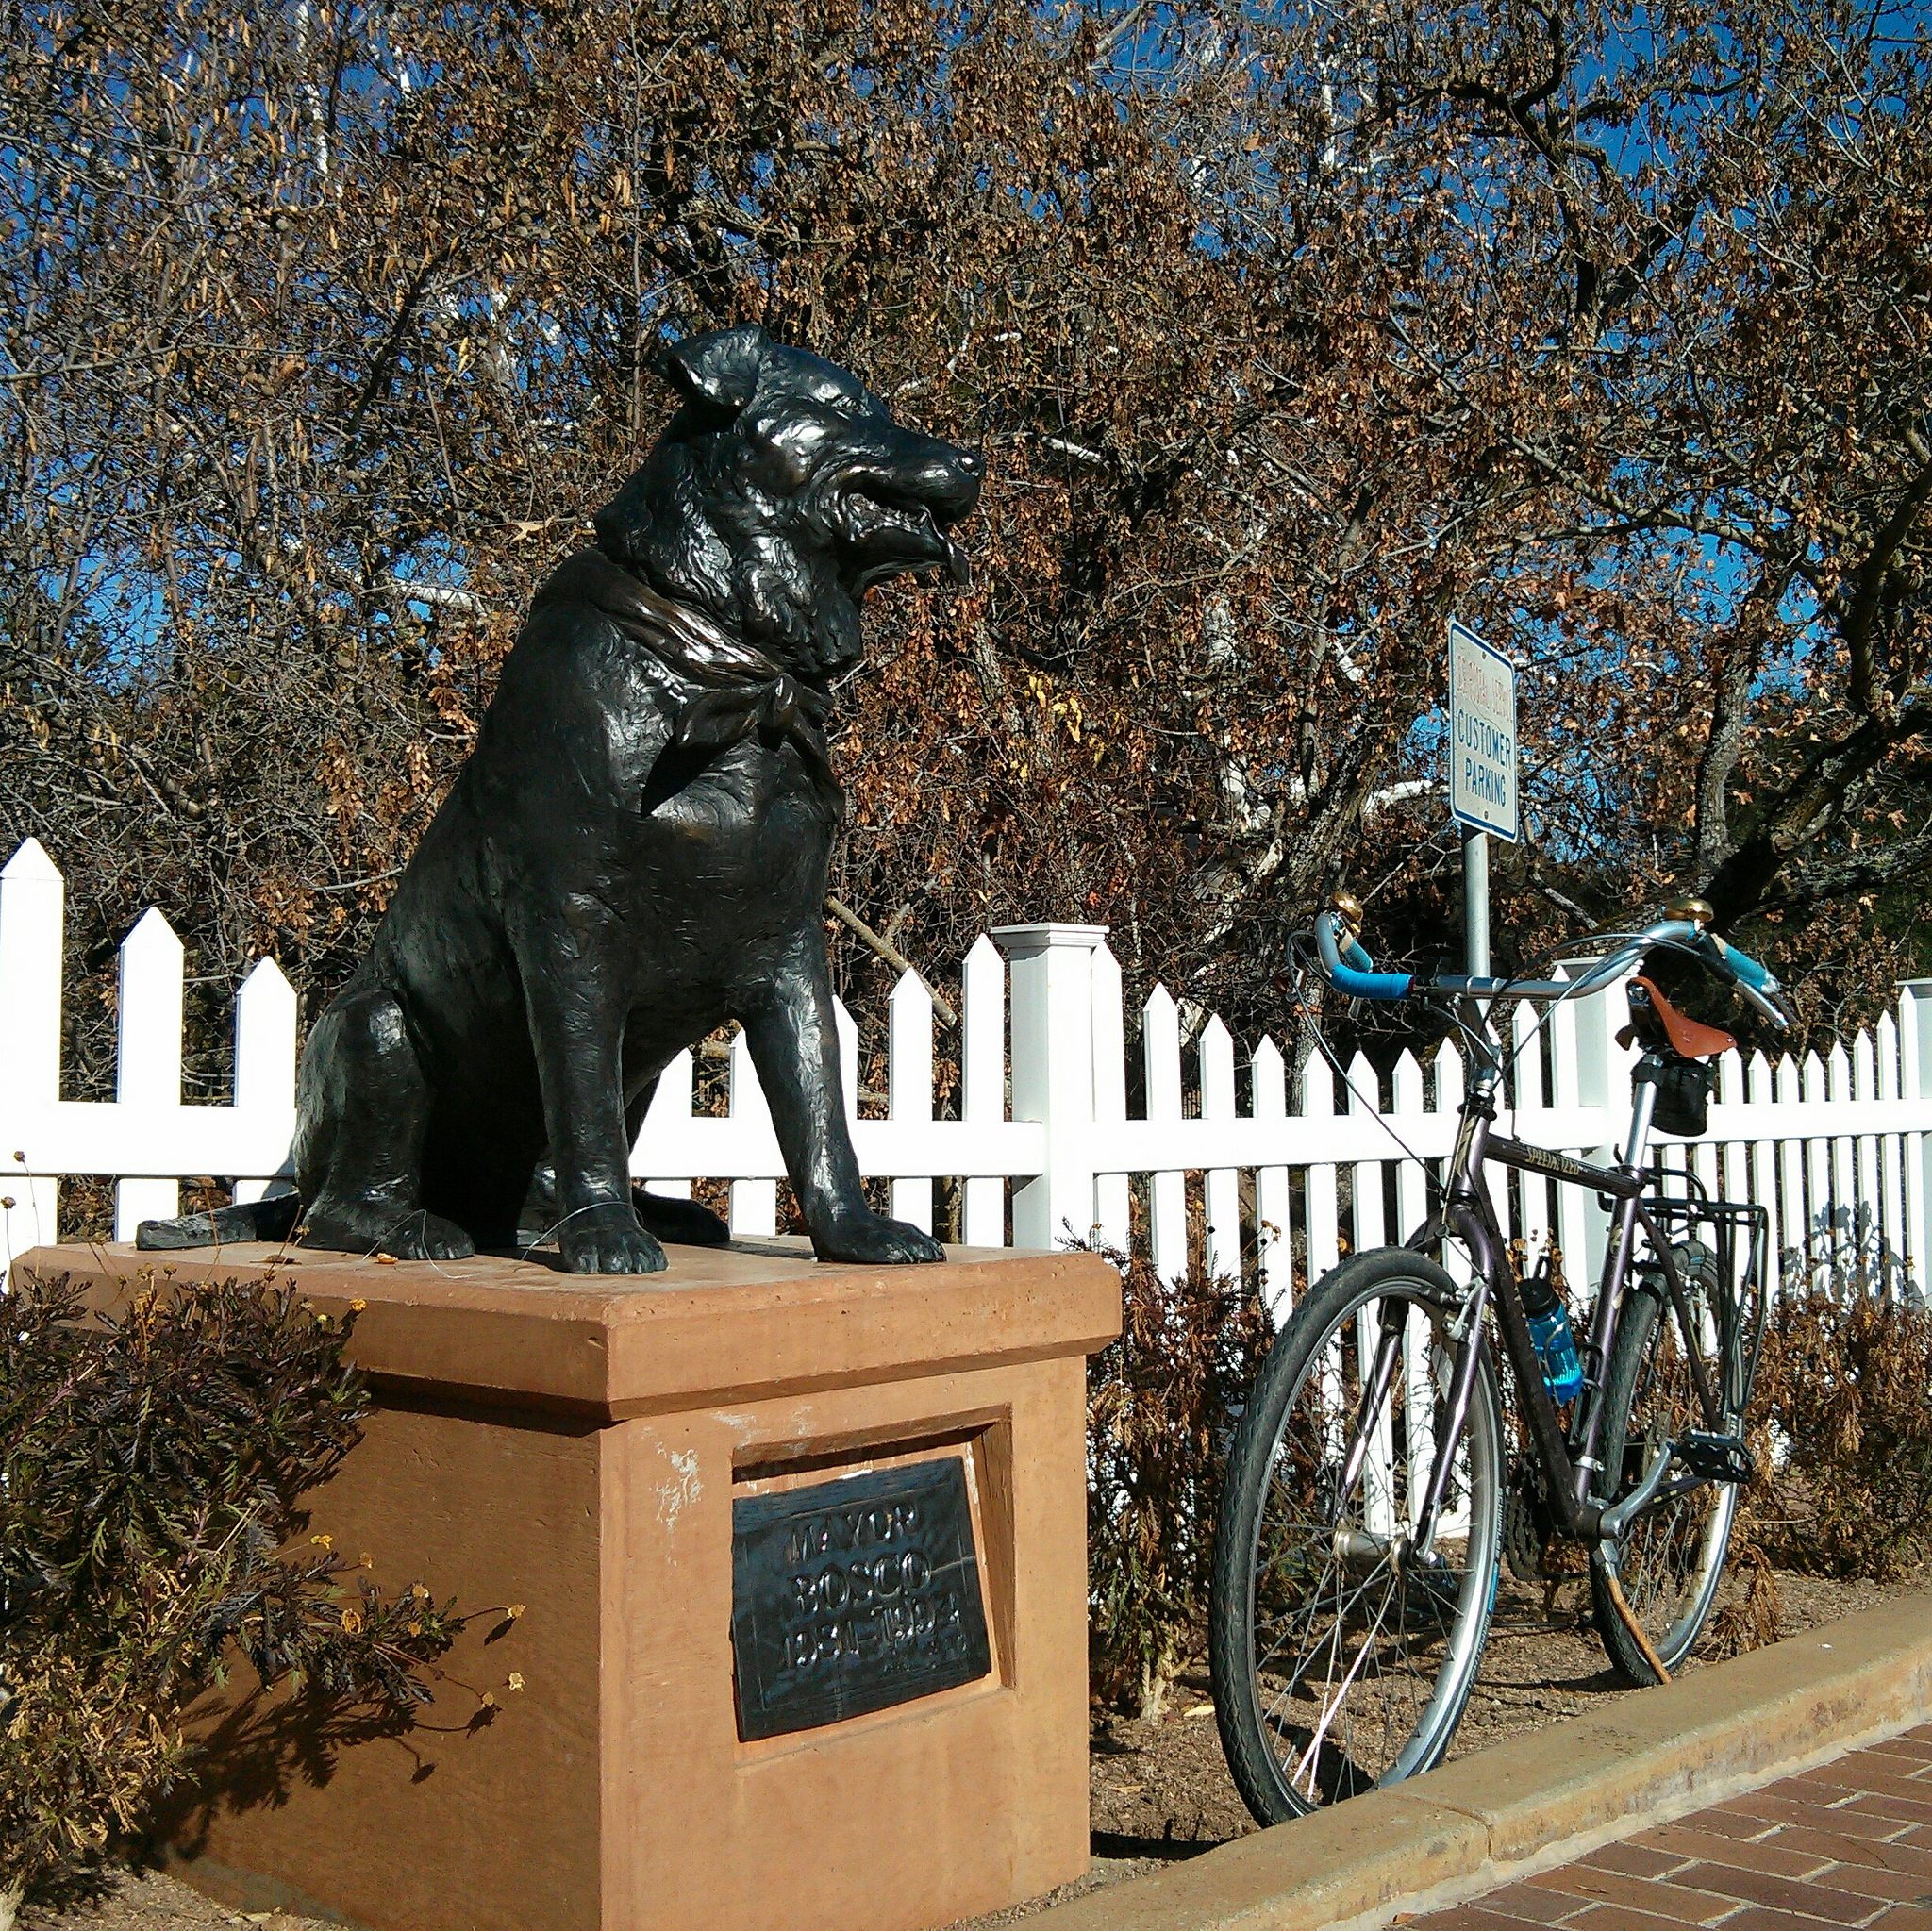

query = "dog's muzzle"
[[821, 440, 981, 591]]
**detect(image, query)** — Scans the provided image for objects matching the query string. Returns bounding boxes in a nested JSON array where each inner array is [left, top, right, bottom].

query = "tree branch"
[[824, 895, 957, 1027]]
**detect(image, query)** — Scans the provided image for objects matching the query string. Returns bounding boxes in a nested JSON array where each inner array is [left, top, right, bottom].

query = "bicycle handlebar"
[[1314, 915, 1414, 1000], [1309, 905, 1793, 1030]]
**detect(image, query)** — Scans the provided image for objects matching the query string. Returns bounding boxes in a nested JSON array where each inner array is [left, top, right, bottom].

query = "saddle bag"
[[1645, 1052, 1715, 1139]]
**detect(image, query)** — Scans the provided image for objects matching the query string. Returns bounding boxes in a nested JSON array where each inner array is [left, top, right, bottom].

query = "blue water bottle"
[[1519, 1255, 1584, 1403]]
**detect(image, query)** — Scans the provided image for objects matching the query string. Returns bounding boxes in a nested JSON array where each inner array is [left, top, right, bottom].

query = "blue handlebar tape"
[[1332, 936, 1413, 1001], [1332, 962, 1416, 1000], [1724, 942, 1774, 992], [1333, 931, 1413, 1000]]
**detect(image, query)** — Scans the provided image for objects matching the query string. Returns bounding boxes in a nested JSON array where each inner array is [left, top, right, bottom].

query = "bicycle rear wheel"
[[1591, 1248, 1741, 1684], [1209, 1249, 1504, 1824]]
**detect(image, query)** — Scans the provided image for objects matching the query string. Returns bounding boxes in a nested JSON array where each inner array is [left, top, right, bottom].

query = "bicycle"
[[1208, 892, 1793, 1825]]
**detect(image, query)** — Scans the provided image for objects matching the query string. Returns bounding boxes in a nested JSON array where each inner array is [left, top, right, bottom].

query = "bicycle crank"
[[1600, 1430, 1756, 1540]]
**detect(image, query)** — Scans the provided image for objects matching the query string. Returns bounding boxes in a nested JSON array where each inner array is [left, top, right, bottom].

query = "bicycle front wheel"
[[1208, 1249, 1504, 1824], [1591, 1250, 1741, 1684]]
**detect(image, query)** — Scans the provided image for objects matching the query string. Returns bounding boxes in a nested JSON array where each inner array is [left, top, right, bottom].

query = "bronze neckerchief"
[[534, 547, 843, 811]]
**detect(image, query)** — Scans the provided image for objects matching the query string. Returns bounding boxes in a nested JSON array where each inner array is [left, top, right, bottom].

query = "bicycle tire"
[[1209, 1249, 1504, 1824], [1590, 1249, 1741, 1685]]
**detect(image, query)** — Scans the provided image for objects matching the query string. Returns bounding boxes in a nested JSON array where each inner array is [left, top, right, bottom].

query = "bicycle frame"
[[1363, 1023, 1735, 1561]]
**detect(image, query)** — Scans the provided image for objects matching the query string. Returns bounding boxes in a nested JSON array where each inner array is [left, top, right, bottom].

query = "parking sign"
[[1448, 621, 1517, 841]]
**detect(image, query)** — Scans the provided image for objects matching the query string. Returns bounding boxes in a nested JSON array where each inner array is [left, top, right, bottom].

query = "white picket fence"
[[4, 836, 1931, 1308]]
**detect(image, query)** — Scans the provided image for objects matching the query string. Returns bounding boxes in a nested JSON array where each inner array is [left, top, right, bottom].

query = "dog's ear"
[[658, 324, 765, 422]]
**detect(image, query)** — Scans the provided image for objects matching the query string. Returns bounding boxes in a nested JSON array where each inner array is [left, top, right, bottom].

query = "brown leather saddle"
[[1619, 974, 1736, 1061]]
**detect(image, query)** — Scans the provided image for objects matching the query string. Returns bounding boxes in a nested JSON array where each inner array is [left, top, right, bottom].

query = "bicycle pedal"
[[1674, 1431, 1755, 1484]]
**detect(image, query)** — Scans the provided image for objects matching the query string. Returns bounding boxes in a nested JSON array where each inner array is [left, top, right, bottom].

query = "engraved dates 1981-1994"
[[730, 1457, 993, 1740]]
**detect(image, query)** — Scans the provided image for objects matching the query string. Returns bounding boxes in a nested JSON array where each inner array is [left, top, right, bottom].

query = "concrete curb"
[[1028, 1590, 1932, 1931]]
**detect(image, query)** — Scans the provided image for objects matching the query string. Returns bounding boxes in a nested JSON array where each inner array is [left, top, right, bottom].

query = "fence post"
[[959, 938, 1008, 1247], [0, 839, 63, 1270], [1090, 941, 1131, 1257], [1898, 980, 1932, 1294], [991, 923, 1106, 1253]]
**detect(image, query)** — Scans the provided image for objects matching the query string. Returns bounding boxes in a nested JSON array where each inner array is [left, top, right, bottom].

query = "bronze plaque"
[[730, 1457, 992, 1740]]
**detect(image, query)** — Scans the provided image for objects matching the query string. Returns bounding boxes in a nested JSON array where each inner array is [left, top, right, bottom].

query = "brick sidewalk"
[[1413, 1727, 1932, 1931]]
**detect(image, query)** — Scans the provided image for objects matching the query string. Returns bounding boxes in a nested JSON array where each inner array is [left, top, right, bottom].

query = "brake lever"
[[1737, 979, 1795, 1031]]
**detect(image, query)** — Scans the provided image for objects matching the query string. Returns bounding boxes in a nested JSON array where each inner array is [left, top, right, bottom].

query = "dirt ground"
[[25, 1564, 1921, 1931]]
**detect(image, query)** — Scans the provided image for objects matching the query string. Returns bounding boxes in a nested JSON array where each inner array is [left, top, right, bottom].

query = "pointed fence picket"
[[1141, 982, 1187, 1286], [1854, 1032, 1882, 1290], [639, 1047, 694, 1203], [1747, 1051, 1780, 1298], [1347, 1051, 1386, 1261], [1199, 1017, 1241, 1285], [1251, 1036, 1291, 1314], [889, 970, 935, 1235], [1301, 1051, 1341, 1287], [1, 840, 62, 1260], [4, 839, 1932, 1318], [232, 958, 299, 1207], [1879, 1014, 1907, 1293], [115, 908, 185, 1240]]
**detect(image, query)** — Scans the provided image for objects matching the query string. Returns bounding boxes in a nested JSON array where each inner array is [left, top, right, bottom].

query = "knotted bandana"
[[533, 548, 843, 811]]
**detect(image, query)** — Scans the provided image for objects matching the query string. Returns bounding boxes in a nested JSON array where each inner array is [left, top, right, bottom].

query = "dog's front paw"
[[811, 1209, 945, 1266], [558, 1205, 668, 1275]]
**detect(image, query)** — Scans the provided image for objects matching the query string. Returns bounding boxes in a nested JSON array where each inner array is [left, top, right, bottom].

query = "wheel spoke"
[[1213, 1269, 1502, 1821], [1593, 1264, 1741, 1681]]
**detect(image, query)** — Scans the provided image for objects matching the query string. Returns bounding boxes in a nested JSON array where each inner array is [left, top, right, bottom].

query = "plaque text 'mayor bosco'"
[[731, 1457, 994, 1740]]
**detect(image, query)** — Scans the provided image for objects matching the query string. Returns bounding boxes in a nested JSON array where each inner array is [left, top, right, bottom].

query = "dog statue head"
[[593, 325, 982, 682]]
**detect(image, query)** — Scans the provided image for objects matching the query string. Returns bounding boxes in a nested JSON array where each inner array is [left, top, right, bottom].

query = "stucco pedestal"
[[25, 1238, 1120, 1931]]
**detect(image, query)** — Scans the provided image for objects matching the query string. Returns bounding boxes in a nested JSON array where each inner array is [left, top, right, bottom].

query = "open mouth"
[[836, 489, 974, 590]]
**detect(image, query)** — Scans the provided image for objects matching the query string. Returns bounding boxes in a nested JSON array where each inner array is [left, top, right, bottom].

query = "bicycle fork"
[[1332, 1278, 1491, 1566]]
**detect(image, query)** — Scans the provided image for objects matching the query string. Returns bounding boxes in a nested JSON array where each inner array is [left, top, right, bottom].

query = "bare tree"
[[3, 0, 1927, 1089]]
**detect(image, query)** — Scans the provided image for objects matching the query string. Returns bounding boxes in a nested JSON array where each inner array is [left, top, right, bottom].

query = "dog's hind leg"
[[515, 1077, 730, 1249], [136, 1193, 303, 1251], [294, 985, 475, 1261], [631, 1186, 730, 1245]]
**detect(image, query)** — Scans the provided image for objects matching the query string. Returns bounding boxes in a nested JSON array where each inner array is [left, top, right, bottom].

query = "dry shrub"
[[1705, 1543, 1786, 1659], [1085, 1241, 1272, 1719], [0, 1272, 469, 1925], [1743, 1293, 1932, 1582]]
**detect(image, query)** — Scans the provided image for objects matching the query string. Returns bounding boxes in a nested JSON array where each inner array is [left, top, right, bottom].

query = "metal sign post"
[[1447, 621, 1519, 976]]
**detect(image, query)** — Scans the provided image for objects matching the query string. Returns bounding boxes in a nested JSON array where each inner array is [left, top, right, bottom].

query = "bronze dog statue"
[[142, 324, 979, 1273]]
